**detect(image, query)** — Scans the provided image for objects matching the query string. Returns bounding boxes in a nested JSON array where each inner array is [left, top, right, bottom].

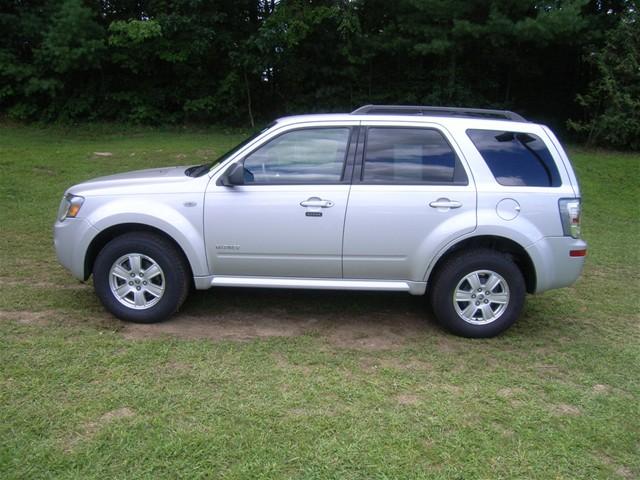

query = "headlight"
[[58, 194, 85, 221]]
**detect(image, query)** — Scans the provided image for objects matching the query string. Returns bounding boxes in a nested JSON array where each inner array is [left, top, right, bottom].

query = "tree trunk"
[[244, 68, 255, 128], [448, 51, 457, 103]]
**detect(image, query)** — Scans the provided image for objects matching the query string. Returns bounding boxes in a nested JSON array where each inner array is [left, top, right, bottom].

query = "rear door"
[[342, 122, 477, 281]]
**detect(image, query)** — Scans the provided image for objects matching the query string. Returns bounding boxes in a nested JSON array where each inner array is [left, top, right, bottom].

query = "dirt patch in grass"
[[360, 356, 433, 372], [287, 405, 340, 417], [121, 312, 318, 341], [272, 352, 313, 374], [121, 312, 427, 349], [615, 466, 635, 479], [325, 316, 427, 350], [0, 308, 120, 332], [396, 393, 420, 405], [592, 384, 611, 394], [550, 403, 582, 416], [596, 453, 635, 479], [0, 278, 89, 290], [121, 289, 434, 349], [2, 287, 434, 350], [404, 359, 433, 370], [435, 337, 460, 352], [496, 387, 524, 398], [0, 310, 58, 326], [439, 384, 463, 396], [492, 422, 516, 438], [98, 407, 135, 422], [163, 360, 192, 372], [65, 407, 136, 452]]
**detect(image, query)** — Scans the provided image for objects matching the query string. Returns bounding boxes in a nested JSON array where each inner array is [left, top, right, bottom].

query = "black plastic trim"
[[341, 126, 359, 183]]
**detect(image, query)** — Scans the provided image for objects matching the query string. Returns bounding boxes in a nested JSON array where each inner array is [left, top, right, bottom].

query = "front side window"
[[467, 129, 561, 187], [362, 128, 467, 184], [243, 128, 350, 184]]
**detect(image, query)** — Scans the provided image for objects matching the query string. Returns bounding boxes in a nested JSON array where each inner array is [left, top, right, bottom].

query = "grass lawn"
[[0, 124, 638, 479]]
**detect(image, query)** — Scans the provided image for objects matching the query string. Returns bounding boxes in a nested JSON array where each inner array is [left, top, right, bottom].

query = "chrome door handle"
[[300, 197, 334, 208], [429, 198, 462, 209]]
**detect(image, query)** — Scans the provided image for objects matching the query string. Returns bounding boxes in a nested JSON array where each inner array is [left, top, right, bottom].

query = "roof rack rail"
[[351, 105, 527, 122]]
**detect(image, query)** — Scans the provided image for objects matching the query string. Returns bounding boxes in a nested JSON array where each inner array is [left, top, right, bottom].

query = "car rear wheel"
[[429, 249, 525, 338], [93, 232, 190, 323]]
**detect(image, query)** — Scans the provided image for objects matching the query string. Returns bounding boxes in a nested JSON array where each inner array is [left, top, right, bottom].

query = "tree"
[[568, 9, 640, 150], [0, 0, 635, 147]]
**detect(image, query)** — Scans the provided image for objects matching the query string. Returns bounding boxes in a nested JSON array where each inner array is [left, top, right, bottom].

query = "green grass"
[[1, 124, 639, 479]]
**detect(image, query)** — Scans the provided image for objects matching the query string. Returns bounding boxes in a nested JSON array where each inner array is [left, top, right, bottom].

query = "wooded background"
[[1, 0, 638, 149]]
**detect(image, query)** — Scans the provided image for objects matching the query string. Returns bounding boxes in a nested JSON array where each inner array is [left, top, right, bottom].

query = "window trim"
[[355, 126, 469, 186], [237, 126, 357, 186]]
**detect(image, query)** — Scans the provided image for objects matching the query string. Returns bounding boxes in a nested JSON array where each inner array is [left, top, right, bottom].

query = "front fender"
[[85, 195, 208, 277]]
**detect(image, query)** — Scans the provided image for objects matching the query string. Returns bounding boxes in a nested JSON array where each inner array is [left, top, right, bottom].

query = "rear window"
[[467, 129, 561, 187], [363, 127, 468, 184]]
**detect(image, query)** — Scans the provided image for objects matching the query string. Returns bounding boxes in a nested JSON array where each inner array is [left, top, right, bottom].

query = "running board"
[[194, 276, 426, 295]]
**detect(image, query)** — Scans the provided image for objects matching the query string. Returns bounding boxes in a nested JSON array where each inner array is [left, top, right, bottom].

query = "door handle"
[[429, 198, 462, 209], [300, 197, 334, 208]]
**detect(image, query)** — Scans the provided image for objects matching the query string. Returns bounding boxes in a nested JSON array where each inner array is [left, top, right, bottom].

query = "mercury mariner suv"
[[54, 105, 587, 337]]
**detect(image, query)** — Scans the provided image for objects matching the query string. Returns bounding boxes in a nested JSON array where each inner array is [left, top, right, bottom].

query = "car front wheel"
[[93, 232, 190, 323], [429, 249, 526, 338]]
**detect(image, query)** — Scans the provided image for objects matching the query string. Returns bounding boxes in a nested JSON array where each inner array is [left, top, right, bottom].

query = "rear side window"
[[363, 128, 467, 184], [467, 129, 561, 187]]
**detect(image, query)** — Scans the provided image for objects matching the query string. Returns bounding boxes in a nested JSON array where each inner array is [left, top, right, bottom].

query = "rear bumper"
[[526, 236, 587, 293], [53, 218, 99, 280]]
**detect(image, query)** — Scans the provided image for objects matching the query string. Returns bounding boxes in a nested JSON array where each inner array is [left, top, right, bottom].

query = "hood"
[[67, 166, 206, 196]]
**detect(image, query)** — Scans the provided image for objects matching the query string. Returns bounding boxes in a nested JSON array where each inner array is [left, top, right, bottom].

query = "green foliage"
[[0, 0, 636, 147], [108, 19, 163, 46], [0, 0, 106, 121], [39, 0, 105, 73], [569, 16, 640, 150]]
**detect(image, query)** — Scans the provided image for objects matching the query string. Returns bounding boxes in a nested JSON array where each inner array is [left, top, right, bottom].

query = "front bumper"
[[53, 218, 99, 280], [526, 236, 587, 293]]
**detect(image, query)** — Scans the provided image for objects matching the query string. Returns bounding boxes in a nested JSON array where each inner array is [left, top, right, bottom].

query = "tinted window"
[[363, 128, 466, 184], [467, 129, 561, 187], [243, 128, 350, 184]]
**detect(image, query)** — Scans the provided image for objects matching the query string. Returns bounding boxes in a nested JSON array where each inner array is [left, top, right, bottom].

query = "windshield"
[[186, 123, 276, 177]]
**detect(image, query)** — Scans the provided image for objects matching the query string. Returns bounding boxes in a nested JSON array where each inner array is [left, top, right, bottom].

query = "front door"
[[204, 125, 356, 278]]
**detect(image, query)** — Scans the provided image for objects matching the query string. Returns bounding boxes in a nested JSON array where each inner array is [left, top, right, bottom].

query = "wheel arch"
[[83, 223, 194, 283], [426, 235, 537, 294]]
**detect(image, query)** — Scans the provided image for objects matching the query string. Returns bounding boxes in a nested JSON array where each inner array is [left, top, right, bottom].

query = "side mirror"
[[221, 163, 245, 186]]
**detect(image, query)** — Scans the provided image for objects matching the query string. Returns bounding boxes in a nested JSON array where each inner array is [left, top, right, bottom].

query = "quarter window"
[[243, 128, 350, 184], [362, 128, 467, 184], [467, 129, 561, 187]]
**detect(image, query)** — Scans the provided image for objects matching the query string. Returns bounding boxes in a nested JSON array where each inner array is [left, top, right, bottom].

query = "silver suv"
[[54, 105, 587, 337]]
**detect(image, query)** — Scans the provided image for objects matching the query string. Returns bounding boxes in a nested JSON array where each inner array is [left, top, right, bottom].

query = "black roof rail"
[[351, 105, 527, 122]]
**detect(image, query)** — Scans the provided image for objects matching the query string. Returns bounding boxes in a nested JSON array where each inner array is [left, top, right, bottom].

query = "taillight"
[[559, 198, 581, 238]]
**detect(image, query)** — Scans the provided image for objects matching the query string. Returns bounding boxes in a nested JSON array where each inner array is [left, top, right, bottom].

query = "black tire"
[[93, 232, 190, 323], [429, 249, 525, 338]]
